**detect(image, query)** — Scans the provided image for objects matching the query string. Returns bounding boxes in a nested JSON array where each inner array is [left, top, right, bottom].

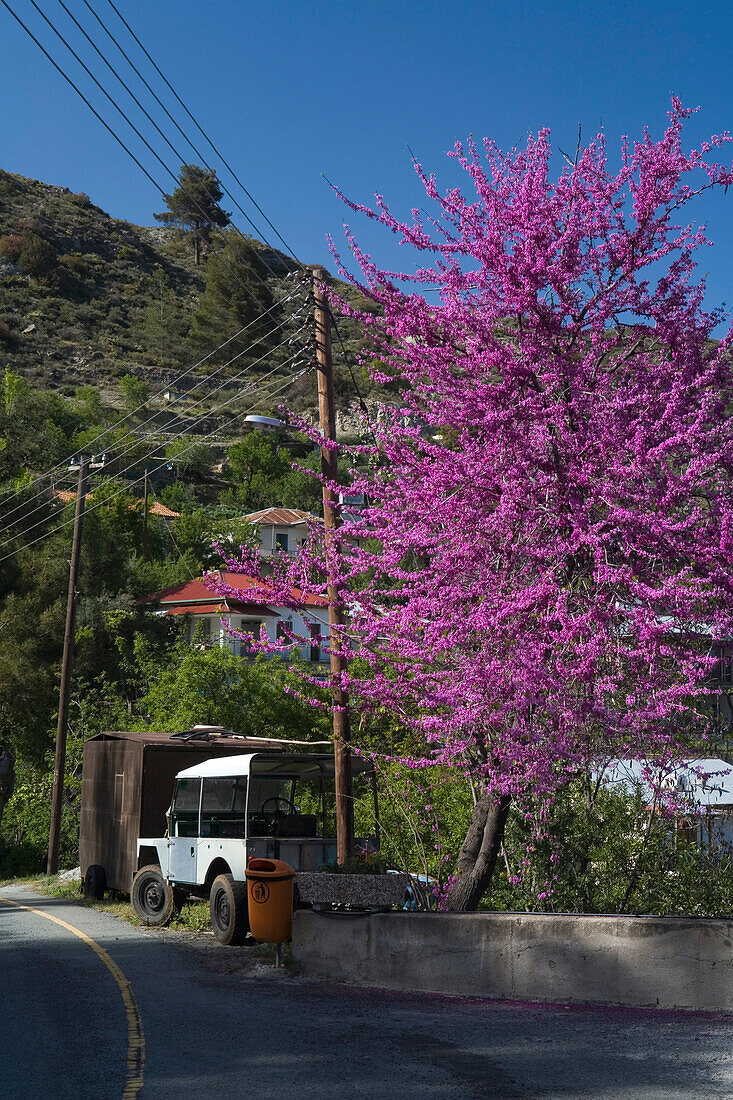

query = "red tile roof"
[[138, 571, 327, 610], [149, 501, 180, 518], [54, 490, 179, 518]]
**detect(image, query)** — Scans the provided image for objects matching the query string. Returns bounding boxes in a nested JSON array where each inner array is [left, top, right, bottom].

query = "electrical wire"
[[0, 2, 319, 521], [27, 0, 283, 308], [0, 0, 315, 510], [5, 0, 291, 340], [74, 0, 303, 277], [0, 288, 308, 515], [55, 0, 290, 286], [102, 0, 304, 264], [0, 360, 310, 566], [328, 308, 377, 443], [0, 368, 306, 570], [0, 0, 164, 194], [0, 319, 310, 536], [0, 344, 306, 548], [0, 310, 307, 527]]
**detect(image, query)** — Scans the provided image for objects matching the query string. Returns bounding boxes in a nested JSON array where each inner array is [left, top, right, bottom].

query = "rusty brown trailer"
[[79, 730, 298, 894]]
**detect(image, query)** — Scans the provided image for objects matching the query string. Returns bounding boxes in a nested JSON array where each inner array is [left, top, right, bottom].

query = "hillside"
[[0, 169, 374, 427]]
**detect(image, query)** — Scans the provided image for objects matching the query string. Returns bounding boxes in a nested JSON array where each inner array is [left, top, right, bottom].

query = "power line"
[[0, 369, 303, 569], [0, 284, 309, 518], [4, 0, 314, 319], [27, 0, 284, 301], [329, 308, 376, 442], [0, 344, 306, 548], [0, 308, 306, 525], [75, 0, 303, 274], [0, 361, 309, 567], [0, 0, 164, 194], [46, 0, 301, 296], [0, 2, 318, 518], [9, 0, 290, 324], [56, 0, 291, 286], [0, 319, 310, 538], [103, 0, 303, 264], [0, 2, 314, 501]]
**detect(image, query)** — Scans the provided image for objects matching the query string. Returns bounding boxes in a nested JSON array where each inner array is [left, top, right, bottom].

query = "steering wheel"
[[261, 796, 297, 816]]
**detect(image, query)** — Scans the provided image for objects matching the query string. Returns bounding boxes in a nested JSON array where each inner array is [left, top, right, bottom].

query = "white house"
[[138, 570, 329, 664], [244, 507, 319, 566]]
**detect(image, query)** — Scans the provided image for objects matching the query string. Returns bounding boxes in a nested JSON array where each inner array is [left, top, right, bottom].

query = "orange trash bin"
[[245, 857, 295, 942]]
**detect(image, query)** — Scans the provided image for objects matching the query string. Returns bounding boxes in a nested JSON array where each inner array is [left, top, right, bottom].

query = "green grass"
[[4, 874, 291, 965], [25, 874, 212, 931]]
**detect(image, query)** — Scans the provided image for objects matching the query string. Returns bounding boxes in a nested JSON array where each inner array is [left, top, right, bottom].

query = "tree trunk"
[[0, 746, 15, 835], [193, 234, 201, 266], [445, 793, 512, 912]]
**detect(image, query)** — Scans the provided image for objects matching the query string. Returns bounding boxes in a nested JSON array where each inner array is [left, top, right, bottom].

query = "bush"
[[0, 760, 79, 876], [165, 439, 211, 478], [0, 837, 46, 878], [17, 232, 57, 281], [119, 373, 149, 413], [0, 234, 23, 264]]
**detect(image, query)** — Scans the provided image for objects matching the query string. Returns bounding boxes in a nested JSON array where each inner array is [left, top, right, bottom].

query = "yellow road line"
[[0, 895, 145, 1099]]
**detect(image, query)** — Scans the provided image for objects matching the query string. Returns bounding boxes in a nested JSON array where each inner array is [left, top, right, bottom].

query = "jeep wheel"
[[209, 874, 248, 945], [131, 865, 175, 927]]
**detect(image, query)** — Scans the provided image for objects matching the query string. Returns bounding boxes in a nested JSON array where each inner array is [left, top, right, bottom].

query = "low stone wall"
[[292, 910, 733, 1011]]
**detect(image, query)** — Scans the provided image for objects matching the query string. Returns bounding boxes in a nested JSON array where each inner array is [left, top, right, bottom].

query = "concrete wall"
[[292, 910, 733, 1011]]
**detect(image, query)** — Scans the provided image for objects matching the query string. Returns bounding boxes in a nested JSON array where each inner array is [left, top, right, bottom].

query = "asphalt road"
[[1, 884, 733, 1099]]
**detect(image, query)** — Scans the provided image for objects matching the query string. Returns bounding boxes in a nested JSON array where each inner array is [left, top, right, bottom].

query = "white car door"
[[168, 837, 197, 884]]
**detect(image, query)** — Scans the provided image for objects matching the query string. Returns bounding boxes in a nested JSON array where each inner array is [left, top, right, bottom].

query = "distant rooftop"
[[245, 507, 319, 527], [55, 489, 179, 518]]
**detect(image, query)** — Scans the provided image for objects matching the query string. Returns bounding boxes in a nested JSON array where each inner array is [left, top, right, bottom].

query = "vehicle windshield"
[[169, 762, 377, 844], [169, 778, 200, 837]]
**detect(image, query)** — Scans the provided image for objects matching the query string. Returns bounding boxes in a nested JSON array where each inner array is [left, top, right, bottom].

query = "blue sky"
[[2, 0, 733, 311]]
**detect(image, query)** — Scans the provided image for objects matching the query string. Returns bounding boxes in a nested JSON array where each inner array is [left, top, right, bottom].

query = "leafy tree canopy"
[[252, 102, 733, 911]]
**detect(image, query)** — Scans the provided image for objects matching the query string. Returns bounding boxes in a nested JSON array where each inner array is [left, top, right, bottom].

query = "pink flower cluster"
[[213, 102, 733, 815]]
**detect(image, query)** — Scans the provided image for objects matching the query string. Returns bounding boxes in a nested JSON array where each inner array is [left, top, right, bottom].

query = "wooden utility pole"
[[47, 456, 89, 875], [311, 265, 354, 864]]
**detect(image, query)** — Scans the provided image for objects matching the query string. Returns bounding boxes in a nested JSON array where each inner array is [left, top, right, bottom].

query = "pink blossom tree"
[[214, 103, 733, 911]]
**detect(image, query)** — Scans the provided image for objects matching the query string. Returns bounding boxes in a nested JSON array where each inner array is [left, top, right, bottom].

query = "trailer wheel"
[[209, 874, 248, 945], [83, 864, 106, 900], [131, 865, 175, 927]]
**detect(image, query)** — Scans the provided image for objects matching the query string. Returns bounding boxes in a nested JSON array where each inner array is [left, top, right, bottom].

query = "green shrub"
[[17, 232, 57, 281], [0, 234, 23, 263]]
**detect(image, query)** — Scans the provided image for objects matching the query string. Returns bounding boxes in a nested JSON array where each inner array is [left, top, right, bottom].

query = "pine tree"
[[190, 234, 274, 363], [154, 164, 230, 265]]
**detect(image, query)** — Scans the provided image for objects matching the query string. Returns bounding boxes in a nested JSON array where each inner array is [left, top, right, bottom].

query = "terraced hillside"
[[0, 169, 373, 423]]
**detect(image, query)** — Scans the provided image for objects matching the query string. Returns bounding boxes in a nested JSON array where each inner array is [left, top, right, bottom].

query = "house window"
[[277, 618, 293, 644], [275, 532, 289, 552], [240, 620, 264, 653]]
